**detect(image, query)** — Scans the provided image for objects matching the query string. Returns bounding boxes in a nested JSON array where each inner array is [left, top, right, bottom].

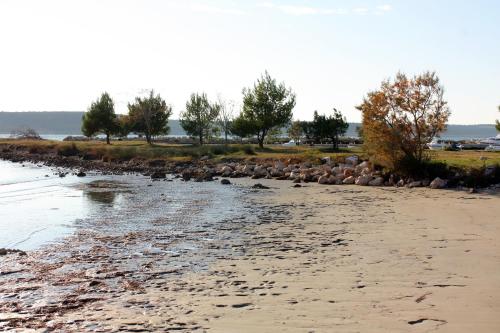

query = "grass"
[[428, 150, 500, 168], [1, 138, 499, 169]]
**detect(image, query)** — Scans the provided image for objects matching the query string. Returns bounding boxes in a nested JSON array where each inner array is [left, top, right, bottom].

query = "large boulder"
[[368, 177, 384, 186], [318, 175, 330, 185], [355, 175, 372, 186], [343, 176, 356, 184], [407, 180, 422, 188], [345, 155, 359, 166], [253, 165, 268, 178], [150, 171, 166, 179], [430, 177, 447, 189], [221, 166, 233, 177], [343, 167, 354, 177], [275, 160, 286, 170]]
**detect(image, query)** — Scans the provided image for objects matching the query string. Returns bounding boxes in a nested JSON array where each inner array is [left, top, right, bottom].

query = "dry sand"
[[57, 179, 500, 332]]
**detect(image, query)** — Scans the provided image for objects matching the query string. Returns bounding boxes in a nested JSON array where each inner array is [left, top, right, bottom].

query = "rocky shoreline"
[[1, 143, 498, 190]]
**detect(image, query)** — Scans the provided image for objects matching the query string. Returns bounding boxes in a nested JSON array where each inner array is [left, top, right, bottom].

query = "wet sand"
[[2, 179, 500, 332]]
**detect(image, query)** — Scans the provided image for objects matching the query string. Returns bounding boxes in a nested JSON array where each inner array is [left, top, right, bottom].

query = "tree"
[[180, 93, 220, 145], [230, 116, 256, 142], [288, 120, 303, 145], [217, 96, 235, 144], [128, 90, 172, 144], [356, 71, 451, 171], [82, 92, 118, 144], [496, 105, 500, 132], [10, 127, 41, 140], [239, 71, 296, 148], [312, 109, 349, 149], [300, 121, 315, 143]]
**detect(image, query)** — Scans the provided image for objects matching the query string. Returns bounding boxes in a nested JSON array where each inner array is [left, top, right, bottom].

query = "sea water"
[[0, 160, 245, 251]]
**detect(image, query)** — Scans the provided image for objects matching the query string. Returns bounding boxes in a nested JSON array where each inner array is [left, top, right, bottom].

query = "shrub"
[[57, 143, 80, 157]]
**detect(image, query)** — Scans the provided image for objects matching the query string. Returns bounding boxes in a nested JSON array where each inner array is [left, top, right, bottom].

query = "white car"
[[485, 145, 500, 152], [282, 140, 298, 146]]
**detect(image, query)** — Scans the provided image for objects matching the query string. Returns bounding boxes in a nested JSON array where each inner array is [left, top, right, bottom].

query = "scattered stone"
[[368, 177, 384, 186], [220, 179, 231, 185], [355, 175, 372, 186], [150, 171, 166, 179], [252, 183, 270, 189], [430, 177, 447, 189], [76, 171, 86, 177], [408, 180, 422, 188], [342, 176, 355, 184]]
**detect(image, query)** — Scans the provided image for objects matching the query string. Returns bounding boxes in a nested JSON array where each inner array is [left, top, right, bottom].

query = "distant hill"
[[0, 112, 497, 139]]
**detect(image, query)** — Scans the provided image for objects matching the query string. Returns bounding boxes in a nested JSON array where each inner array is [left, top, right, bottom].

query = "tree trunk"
[[199, 132, 203, 146], [106, 133, 110, 145], [225, 132, 228, 145], [146, 133, 152, 145]]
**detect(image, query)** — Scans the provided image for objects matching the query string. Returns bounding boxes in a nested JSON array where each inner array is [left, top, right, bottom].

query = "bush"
[[57, 143, 80, 157]]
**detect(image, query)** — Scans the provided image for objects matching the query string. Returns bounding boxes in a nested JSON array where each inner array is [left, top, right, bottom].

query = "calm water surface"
[[0, 160, 243, 251]]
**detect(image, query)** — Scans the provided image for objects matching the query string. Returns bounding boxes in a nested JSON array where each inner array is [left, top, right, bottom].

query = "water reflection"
[[84, 190, 118, 205]]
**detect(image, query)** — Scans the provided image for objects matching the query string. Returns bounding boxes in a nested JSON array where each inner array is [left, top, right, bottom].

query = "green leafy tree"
[[81, 92, 118, 144], [180, 93, 220, 145], [288, 120, 303, 145], [496, 105, 500, 132], [127, 90, 172, 144], [230, 116, 256, 142], [217, 96, 235, 144], [312, 109, 349, 149], [239, 71, 296, 148]]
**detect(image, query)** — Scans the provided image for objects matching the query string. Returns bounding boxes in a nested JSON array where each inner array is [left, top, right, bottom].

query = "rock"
[[396, 179, 405, 187], [408, 180, 422, 188], [343, 176, 355, 184], [292, 178, 301, 184], [343, 168, 354, 177], [275, 160, 286, 171], [293, 184, 302, 188], [429, 177, 446, 189], [76, 171, 86, 177], [252, 183, 270, 189], [355, 175, 372, 186], [150, 171, 166, 179], [253, 166, 268, 178], [318, 175, 330, 185], [368, 177, 384, 186], [148, 159, 166, 168], [220, 179, 231, 185], [332, 166, 342, 175], [200, 155, 209, 161], [422, 179, 430, 187], [221, 166, 233, 177], [181, 170, 192, 181], [320, 157, 331, 165], [345, 155, 359, 166], [469, 188, 477, 194]]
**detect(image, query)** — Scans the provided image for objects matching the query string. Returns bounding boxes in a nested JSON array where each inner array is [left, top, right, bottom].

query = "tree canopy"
[[357, 71, 450, 172], [81, 92, 118, 144], [180, 93, 220, 145], [287, 120, 303, 145], [236, 71, 296, 148], [127, 90, 172, 144], [311, 109, 349, 149], [496, 105, 500, 132]]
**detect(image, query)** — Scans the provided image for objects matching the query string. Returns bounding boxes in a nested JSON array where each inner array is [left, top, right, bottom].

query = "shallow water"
[[0, 160, 244, 251]]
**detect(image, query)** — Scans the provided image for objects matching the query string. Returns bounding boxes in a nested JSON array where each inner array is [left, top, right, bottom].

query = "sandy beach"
[[9, 179, 490, 332]]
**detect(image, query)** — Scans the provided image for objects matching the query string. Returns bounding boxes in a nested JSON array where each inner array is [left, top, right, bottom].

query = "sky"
[[0, 0, 499, 124]]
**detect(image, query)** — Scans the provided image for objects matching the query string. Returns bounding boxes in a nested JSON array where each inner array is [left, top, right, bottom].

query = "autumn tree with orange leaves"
[[356, 72, 451, 172]]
